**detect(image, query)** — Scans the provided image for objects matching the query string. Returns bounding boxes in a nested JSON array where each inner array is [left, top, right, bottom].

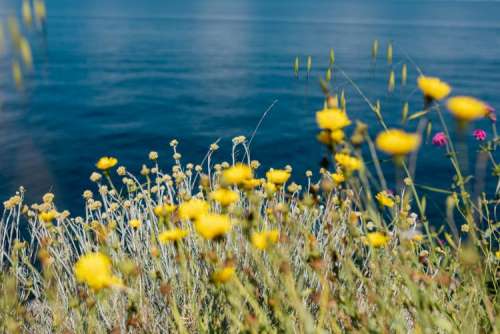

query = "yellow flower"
[[251, 230, 280, 250], [317, 131, 332, 145], [265, 182, 277, 194], [39, 210, 57, 223], [375, 129, 420, 156], [316, 108, 351, 130], [331, 173, 345, 183], [375, 191, 395, 208], [96, 157, 118, 171], [266, 169, 291, 185], [222, 164, 253, 185], [446, 96, 488, 122], [195, 213, 232, 240], [417, 76, 451, 101], [412, 234, 424, 242], [365, 232, 389, 248], [334, 153, 362, 172], [496, 251, 500, 260], [210, 188, 239, 206], [158, 229, 189, 243], [242, 178, 262, 190], [74, 252, 123, 291], [330, 130, 345, 143], [154, 203, 176, 217], [179, 199, 209, 221], [212, 266, 235, 284], [129, 219, 142, 229]]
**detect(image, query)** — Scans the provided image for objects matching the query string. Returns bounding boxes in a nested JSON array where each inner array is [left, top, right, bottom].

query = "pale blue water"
[[0, 0, 499, 219]]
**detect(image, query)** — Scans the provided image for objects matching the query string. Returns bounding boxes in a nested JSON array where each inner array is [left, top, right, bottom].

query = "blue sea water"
[[0, 0, 499, 220]]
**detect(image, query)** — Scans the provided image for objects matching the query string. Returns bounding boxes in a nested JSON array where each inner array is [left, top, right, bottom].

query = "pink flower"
[[432, 132, 447, 147], [473, 129, 487, 141]]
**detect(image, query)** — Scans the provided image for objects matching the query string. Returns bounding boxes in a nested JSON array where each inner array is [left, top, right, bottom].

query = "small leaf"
[[387, 42, 393, 65], [12, 60, 22, 89], [319, 78, 330, 95], [325, 68, 332, 82], [293, 56, 299, 77], [426, 121, 432, 143], [306, 56, 312, 75], [388, 70, 395, 92], [401, 63, 407, 86], [408, 110, 429, 121], [372, 39, 379, 60], [329, 48, 335, 67], [402, 102, 409, 124]]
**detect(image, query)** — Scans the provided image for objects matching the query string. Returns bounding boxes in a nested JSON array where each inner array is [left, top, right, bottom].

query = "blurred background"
[[0, 0, 499, 218]]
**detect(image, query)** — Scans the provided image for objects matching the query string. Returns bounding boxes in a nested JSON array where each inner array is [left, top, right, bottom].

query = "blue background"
[[0, 0, 498, 219]]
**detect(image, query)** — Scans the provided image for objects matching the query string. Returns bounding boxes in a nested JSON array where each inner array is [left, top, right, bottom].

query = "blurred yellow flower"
[[366, 232, 389, 248], [265, 182, 277, 194], [39, 210, 57, 223], [158, 228, 189, 243], [96, 157, 118, 171], [446, 96, 488, 122], [242, 178, 262, 190], [212, 266, 235, 284], [210, 188, 239, 206], [417, 76, 451, 101], [179, 199, 209, 221], [316, 108, 351, 130], [331, 173, 345, 184], [375, 129, 420, 156], [74, 252, 123, 291], [129, 219, 142, 229], [251, 230, 279, 250], [496, 251, 500, 260], [154, 203, 176, 217], [375, 191, 395, 208], [330, 130, 345, 143], [316, 131, 332, 145], [334, 153, 362, 171], [222, 163, 253, 185], [195, 213, 232, 240], [266, 169, 291, 185]]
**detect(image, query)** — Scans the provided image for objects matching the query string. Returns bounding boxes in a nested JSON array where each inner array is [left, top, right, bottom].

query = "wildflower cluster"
[[0, 44, 498, 333]]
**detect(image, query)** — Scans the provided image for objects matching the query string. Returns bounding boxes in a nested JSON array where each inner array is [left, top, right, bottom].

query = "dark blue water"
[[1, 0, 499, 219]]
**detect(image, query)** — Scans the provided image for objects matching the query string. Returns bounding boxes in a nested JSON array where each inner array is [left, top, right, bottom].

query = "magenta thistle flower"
[[472, 129, 487, 141], [432, 132, 447, 147]]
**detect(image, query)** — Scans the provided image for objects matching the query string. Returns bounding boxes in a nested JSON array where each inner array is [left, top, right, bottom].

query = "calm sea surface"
[[0, 0, 499, 220]]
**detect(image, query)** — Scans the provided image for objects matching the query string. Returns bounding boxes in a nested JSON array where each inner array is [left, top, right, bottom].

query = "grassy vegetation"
[[1, 42, 499, 333]]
